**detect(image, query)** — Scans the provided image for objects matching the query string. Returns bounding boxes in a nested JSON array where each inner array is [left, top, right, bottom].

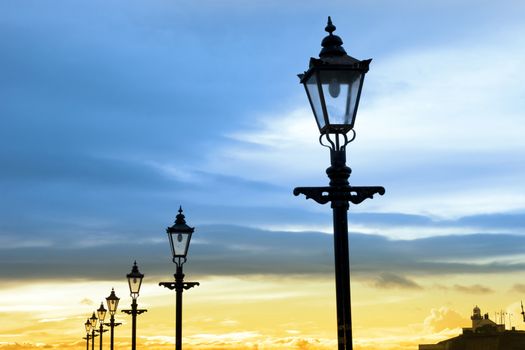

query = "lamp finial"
[[319, 16, 346, 58], [175, 207, 186, 225], [325, 16, 336, 34]]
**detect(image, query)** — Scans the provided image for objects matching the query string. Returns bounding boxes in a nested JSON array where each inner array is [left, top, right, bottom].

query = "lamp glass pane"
[[106, 298, 119, 315], [97, 307, 107, 322], [319, 70, 363, 128], [90, 315, 98, 328], [169, 232, 191, 258], [304, 73, 326, 131], [128, 275, 142, 294]]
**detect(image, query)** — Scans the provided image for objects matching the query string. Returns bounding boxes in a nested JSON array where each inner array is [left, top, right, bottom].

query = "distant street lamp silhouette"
[[89, 312, 98, 350], [84, 318, 92, 350], [293, 17, 384, 350], [159, 207, 200, 350], [97, 302, 108, 350], [122, 262, 147, 350], [104, 288, 122, 350]]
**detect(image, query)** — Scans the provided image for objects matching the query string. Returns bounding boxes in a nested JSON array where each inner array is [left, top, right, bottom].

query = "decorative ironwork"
[[294, 17, 384, 350], [160, 209, 199, 350], [293, 185, 385, 205]]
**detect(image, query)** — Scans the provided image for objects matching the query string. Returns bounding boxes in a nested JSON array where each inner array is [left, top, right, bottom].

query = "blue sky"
[[1, 0, 525, 282]]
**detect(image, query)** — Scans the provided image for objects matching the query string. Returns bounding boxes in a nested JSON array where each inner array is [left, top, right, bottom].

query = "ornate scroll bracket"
[[121, 309, 147, 316], [293, 185, 385, 205], [159, 281, 200, 291]]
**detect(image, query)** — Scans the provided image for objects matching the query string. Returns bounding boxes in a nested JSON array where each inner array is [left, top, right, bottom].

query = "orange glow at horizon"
[[2, 272, 525, 350]]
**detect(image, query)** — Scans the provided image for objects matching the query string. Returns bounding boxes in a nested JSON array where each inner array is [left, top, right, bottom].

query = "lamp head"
[[105, 288, 120, 315], [89, 312, 98, 329], [126, 261, 144, 300], [97, 302, 107, 323], [84, 319, 91, 334], [166, 206, 194, 266], [299, 16, 371, 142]]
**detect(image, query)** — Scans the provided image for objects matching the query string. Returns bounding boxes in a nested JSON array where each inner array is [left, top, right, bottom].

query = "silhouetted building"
[[419, 306, 525, 350], [468, 305, 505, 333]]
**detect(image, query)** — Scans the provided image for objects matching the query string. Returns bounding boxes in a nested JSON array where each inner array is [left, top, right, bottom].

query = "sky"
[[1, 0, 525, 349]]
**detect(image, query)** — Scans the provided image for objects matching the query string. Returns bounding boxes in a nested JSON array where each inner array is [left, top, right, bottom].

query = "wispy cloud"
[[3, 224, 525, 280], [452, 284, 494, 294], [510, 284, 525, 294], [370, 273, 422, 290]]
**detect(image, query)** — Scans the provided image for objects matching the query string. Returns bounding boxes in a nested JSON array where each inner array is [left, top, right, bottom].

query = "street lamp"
[[104, 288, 122, 350], [122, 262, 147, 350], [294, 17, 385, 350], [97, 302, 108, 350], [159, 207, 199, 350], [89, 312, 98, 350], [84, 318, 92, 350]]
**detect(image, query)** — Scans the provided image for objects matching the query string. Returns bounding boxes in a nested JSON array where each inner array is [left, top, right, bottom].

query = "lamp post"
[[84, 318, 92, 350], [104, 288, 122, 350], [97, 302, 108, 350], [90, 312, 98, 350], [122, 262, 147, 350], [159, 207, 199, 350], [293, 17, 384, 350]]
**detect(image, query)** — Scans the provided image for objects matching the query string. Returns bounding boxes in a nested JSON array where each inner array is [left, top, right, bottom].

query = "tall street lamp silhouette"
[[159, 207, 199, 350], [89, 312, 98, 350], [105, 288, 122, 350], [122, 262, 147, 350], [293, 17, 384, 350], [84, 318, 92, 350], [97, 302, 108, 350]]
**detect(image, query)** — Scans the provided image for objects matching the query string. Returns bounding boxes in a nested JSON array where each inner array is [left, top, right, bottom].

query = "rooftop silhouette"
[[419, 306, 525, 350]]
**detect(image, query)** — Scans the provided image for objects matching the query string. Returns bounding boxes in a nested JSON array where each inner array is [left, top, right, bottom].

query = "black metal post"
[[122, 301, 147, 350], [110, 318, 114, 350], [330, 150, 352, 349], [98, 322, 108, 350], [85, 335, 89, 350], [104, 315, 121, 350], [100, 324, 103, 350], [333, 200, 351, 348], [91, 329, 96, 350], [175, 265, 184, 350], [160, 265, 199, 350], [294, 148, 384, 350], [131, 300, 137, 350], [129, 300, 138, 350]]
